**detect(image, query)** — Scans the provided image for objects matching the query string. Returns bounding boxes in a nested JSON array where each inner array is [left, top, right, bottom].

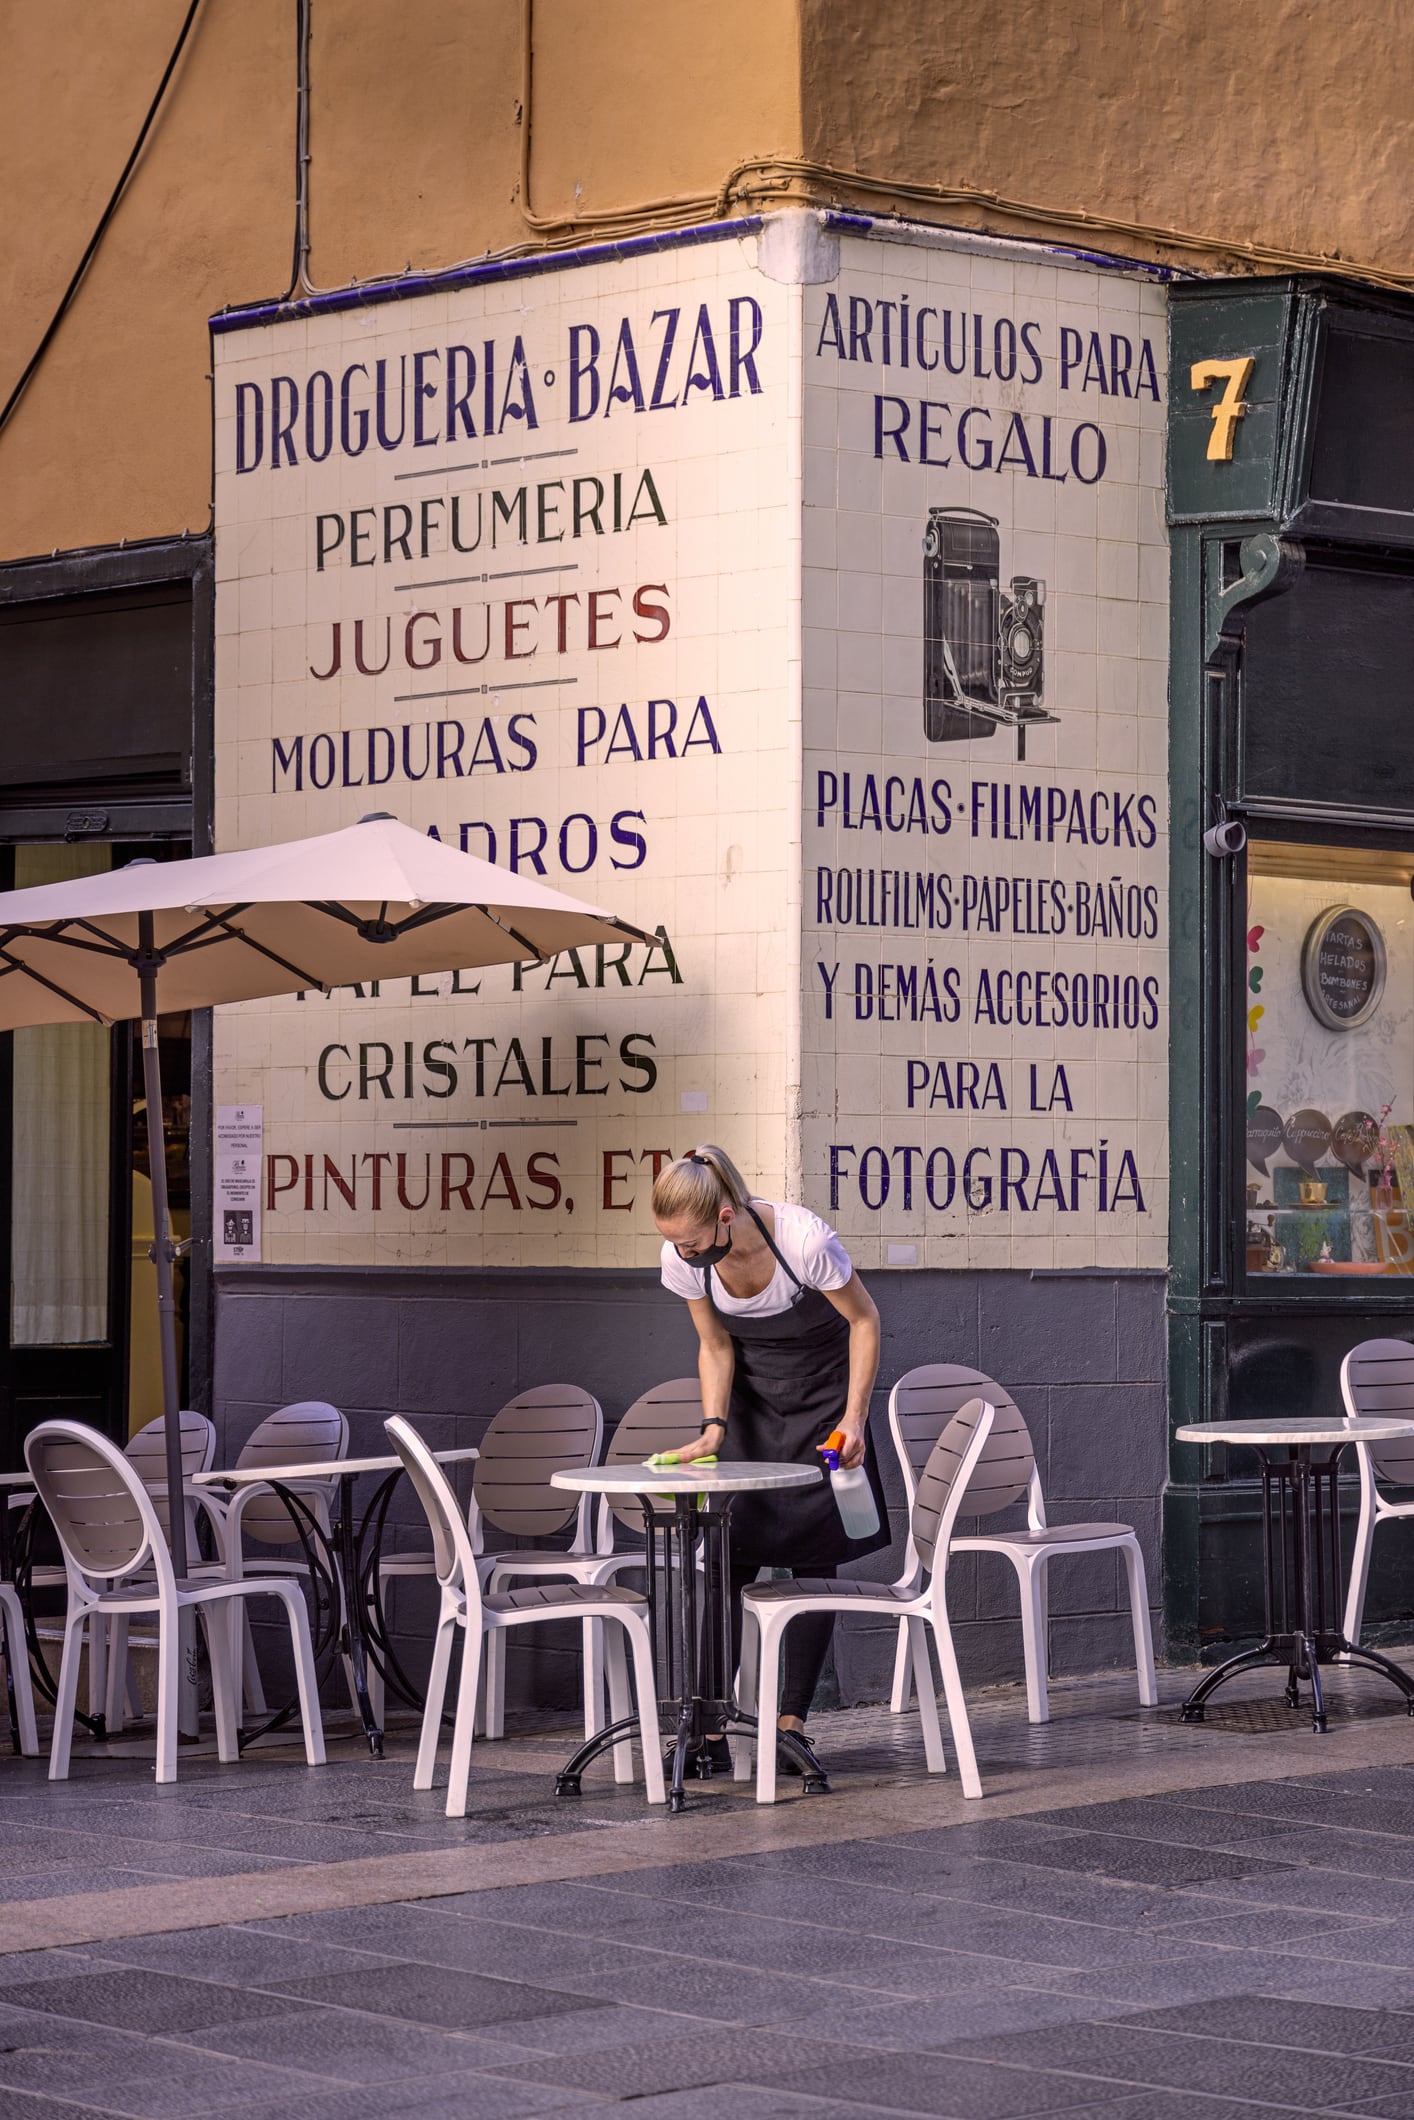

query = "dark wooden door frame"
[[0, 535, 214, 1456]]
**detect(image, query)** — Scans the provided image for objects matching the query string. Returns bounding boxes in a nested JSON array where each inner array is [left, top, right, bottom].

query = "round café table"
[[1174, 1416, 1414, 1731], [549, 1461, 822, 1812], [195, 1446, 479, 1758]]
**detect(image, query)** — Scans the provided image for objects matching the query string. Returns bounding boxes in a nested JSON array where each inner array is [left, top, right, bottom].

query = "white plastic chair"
[[380, 1386, 602, 1739], [886, 1363, 1156, 1726], [24, 1419, 325, 1784], [104, 1411, 221, 1733], [27, 1410, 220, 1735], [738, 1398, 1003, 1803], [1341, 1337, 1414, 1646], [384, 1415, 665, 1817], [203, 1401, 348, 1714]]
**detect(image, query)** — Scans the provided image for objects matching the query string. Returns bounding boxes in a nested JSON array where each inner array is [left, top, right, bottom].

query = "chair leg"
[[0, 1592, 38, 1758], [202, 1606, 239, 1764], [104, 1615, 131, 1734], [240, 1605, 267, 1715], [1344, 1508, 1377, 1650], [1017, 1556, 1050, 1725], [1122, 1538, 1158, 1706], [48, 1609, 86, 1781], [912, 1620, 947, 1773], [624, 1613, 665, 1803], [483, 1627, 505, 1740], [889, 1615, 913, 1712], [445, 1624, 484, 1818], [582, 1616, 604, 1743], [602, 1620, 634, 1783], [929, 1595, 982, 1801], [753, 1608, 787, 1805], [416, 1615, 456, 1792], [87, 1611, 107, 1725], [734, 1606, 759, 1781], [155, 1605, 180, 1785], [272, 1585, 327, 1767]]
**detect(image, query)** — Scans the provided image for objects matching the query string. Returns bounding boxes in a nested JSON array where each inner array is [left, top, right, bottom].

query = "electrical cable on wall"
[[0, 0, 207, 442]]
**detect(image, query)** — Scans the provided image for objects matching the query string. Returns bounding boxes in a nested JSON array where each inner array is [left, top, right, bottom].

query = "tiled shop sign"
[[211, 223, 1168, 1270]]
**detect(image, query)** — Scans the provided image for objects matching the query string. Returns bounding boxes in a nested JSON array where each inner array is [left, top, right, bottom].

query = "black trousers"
[[730, 1563, 834, 1723]]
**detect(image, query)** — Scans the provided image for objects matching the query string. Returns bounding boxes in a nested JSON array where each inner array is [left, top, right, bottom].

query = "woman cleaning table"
[[653, 1144, 887, 1778]]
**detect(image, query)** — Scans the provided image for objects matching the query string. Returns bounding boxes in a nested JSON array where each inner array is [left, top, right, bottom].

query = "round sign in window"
[[1301, 905, 1387, 1031]]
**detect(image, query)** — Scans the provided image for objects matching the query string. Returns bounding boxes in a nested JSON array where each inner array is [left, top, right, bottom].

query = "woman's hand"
[[664, 1425, 725, 1465], [828, 1414, 867, 1469]]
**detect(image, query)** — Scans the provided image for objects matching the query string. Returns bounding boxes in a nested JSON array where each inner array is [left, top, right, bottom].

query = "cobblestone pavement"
[[5, 1663, 1414, 2115]]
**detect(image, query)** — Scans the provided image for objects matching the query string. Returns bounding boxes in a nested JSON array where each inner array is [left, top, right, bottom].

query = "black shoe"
[[664, 1735, 732, 1778], [776, 1730, 824, 1778]]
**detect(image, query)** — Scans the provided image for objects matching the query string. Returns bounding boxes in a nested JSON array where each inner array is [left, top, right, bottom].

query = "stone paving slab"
[[0, 1664, 1413, 2111]]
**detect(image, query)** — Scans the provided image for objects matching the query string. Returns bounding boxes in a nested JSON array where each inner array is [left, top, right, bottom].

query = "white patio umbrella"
[[0, 811, 651, 1584]]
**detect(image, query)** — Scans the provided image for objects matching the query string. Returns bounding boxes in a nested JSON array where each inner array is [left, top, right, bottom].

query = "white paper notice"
[[215, 1105, 263, 1262]]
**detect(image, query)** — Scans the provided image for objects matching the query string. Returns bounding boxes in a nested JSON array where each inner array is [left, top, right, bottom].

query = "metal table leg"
[[1181, 1443, 1414, 1727], [555, 1493, 828, 1808]]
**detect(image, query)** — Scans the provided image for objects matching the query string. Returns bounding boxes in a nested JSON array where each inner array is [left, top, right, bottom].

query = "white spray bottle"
[[819, 1430, 881, 1540]]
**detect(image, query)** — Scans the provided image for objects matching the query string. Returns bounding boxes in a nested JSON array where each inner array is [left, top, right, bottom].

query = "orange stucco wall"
[[798, 0, 1414, 280], [2, 0, 1410, 565]]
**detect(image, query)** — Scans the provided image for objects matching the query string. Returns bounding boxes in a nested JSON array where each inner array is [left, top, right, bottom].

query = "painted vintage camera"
[[922, 507, 1054, 753]]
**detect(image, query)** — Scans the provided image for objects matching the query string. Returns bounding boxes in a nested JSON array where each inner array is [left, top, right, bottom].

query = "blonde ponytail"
[[651, 1142, 753, 1225]]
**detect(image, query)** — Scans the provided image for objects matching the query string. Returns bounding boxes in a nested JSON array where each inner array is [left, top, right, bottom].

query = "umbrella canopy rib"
[[183, 913, 329, 992], [0, 949, 107, 1023]]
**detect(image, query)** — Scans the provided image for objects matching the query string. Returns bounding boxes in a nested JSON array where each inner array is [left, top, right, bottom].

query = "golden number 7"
[[1190, 356, 1255, 462]]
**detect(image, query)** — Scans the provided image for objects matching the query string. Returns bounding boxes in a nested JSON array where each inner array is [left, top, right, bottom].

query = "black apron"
[[704, 1206, 890, 1569]]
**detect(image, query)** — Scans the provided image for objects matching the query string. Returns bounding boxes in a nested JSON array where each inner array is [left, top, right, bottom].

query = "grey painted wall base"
[[213, 1264, 1167, 1715]]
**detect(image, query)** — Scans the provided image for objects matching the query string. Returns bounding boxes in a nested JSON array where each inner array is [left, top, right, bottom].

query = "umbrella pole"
[[137, 920, 199, 1737]]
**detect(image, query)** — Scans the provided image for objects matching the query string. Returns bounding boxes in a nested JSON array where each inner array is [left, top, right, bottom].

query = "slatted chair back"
[[125, 1411, 216, 1539], [471, 1385, 602, 1545], [385, 1417, 478, 1617], [26, 1421, 169, 1591], [604, 1377, 705, 1535], [235, 1401, 348, 1545], [889, 1363, 1028, 1507], [1342, 1338, 1414, 1483], [911, 1396, 1032, 1574]]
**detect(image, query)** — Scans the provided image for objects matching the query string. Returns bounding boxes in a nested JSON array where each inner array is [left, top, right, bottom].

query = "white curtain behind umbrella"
[[10, 844, 111, 1345]]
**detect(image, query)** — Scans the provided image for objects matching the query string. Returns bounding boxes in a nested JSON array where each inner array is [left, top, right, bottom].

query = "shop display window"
[[1243, 840, 1414, 1282]]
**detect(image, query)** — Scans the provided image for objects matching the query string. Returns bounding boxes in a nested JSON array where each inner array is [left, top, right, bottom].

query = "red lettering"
[[544, 590, 581, 652], [526, 1152, 562, 1209], [441, 1152, 475, 1208], [404, 612, 441, 669], [481, 1152, 522, 1210], [631, 584, 671, 642], [588, 588, 622, 650], [323, 1156, 357, 1209], [504, 598, 537, 659], [602, 1148, 636, 1210], [266, 1154, 299, 1209], [396, 1152, 432, 1210]]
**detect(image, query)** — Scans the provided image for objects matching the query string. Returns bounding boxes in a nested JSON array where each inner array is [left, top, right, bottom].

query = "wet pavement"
[[4, 1663, 1414, 2115]]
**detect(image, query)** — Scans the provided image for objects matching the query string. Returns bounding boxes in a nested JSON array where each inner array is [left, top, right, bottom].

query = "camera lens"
[[1010, 625, 1035, 666]]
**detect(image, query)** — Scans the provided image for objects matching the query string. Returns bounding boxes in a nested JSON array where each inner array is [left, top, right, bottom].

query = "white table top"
[[195, 1446, 479, 1486], [1175, 1418, 1414, 1447], [551, 1461, 822, 1496], [0, 1472, 35, 1490]]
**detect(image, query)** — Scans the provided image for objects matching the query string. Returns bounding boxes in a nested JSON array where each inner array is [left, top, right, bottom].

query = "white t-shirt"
[[659, 1200, 852, 1317]]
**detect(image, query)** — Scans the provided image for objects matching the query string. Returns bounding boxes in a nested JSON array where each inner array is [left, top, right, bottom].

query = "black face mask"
[[678, 1224, 733, 1269]]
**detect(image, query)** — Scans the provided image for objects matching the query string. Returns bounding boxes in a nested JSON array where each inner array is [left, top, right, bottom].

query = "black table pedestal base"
[[554, 1490, 831, 1811], [555, 1709, 829, 1810], [1179, 1449, 1414, 1733]]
